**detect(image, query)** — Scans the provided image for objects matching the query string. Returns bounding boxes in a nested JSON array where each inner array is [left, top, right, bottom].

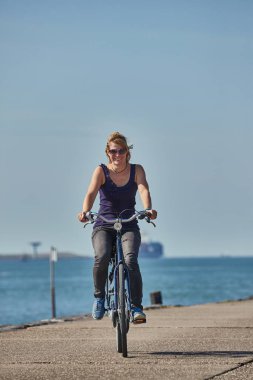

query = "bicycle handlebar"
[[83, 210, 156, 228]]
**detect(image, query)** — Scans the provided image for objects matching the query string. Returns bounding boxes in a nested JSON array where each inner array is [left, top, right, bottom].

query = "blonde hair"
[[105, 131, 132, 163]]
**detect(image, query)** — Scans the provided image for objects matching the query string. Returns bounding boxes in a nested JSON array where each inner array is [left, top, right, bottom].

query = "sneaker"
[[92, 298, 105, 320], [131, 307, 146, 324]]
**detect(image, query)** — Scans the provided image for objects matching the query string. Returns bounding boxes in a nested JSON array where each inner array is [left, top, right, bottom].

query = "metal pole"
[[50, 246, 57, 319]]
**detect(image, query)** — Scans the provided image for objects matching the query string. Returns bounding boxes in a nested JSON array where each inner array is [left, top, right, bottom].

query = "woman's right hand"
[[77, 211, 89, 223]]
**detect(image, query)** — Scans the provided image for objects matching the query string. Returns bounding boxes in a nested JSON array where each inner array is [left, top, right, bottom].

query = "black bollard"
[[150, 291, 163, 305]]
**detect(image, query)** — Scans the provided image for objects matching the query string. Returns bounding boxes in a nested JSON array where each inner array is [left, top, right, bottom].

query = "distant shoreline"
[[0, 253, 90, 260], [0, 254, 253, 260]]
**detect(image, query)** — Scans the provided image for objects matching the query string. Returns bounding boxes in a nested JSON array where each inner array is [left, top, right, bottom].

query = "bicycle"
[[83, 209, 155, 357]]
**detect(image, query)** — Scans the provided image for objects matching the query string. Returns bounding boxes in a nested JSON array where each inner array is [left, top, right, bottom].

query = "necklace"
[[110, 163, 128, 174]]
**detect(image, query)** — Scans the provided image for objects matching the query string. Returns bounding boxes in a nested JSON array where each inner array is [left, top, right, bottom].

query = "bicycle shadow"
[[151, 351, 253, 358], [129, 351, 253, 359]]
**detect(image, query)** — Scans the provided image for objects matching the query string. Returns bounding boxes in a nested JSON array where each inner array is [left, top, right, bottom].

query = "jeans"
[[92, 227, 142, 308]]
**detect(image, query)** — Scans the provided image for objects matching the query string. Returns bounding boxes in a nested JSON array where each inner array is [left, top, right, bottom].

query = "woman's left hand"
[[147, 209, 158, 220]]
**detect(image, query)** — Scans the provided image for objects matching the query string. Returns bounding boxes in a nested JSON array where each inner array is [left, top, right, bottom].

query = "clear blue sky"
[[0, 0, 252, 257]]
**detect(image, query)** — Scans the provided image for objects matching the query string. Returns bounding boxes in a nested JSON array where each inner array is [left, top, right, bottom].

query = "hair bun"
[[107, 131, 127, 144]]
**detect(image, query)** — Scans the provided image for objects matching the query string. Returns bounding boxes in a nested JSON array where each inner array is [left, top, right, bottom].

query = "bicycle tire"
[[116, 320, 122, 353], [118, 263, 127, 357]]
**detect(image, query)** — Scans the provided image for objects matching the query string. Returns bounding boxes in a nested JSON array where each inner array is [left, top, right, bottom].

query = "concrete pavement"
[[1, 299, 253, 379]]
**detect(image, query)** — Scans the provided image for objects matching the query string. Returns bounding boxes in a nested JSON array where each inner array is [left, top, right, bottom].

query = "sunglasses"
[[108, 148, 127, 155]]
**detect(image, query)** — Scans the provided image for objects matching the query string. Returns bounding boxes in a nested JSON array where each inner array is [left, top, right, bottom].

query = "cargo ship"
[[139, 241, 164, 258]]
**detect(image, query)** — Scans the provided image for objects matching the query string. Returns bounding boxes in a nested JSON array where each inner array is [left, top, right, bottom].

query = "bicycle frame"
[[112, 230, 131, 316], [104, 229, 131, 321]]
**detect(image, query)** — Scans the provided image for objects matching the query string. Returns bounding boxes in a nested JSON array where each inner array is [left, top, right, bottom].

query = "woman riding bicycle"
[[78, 131, 157, 323]]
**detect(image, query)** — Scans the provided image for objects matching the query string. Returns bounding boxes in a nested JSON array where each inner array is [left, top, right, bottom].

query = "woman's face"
[[108, 142, 127, 165]]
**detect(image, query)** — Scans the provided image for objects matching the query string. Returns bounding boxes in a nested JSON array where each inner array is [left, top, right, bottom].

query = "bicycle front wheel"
[[118, 263, 127, 357]]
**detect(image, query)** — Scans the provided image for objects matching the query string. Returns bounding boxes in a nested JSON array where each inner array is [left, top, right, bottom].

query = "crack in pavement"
[[204, 358, 253, 379]]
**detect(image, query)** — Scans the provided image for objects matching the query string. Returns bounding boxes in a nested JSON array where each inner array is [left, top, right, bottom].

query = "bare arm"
[[136, 165, 157, 220], [78, 166, 104, 222]]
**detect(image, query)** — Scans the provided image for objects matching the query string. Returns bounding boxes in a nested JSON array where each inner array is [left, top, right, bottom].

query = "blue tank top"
[[94, 163, 139, 230]]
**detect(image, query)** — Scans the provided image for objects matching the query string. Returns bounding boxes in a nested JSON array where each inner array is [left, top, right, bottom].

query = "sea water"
[[1, 257, 253, 326]]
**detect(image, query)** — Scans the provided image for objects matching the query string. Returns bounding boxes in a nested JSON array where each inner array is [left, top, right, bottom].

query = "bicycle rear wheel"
[[118, 263, 127, 357]]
